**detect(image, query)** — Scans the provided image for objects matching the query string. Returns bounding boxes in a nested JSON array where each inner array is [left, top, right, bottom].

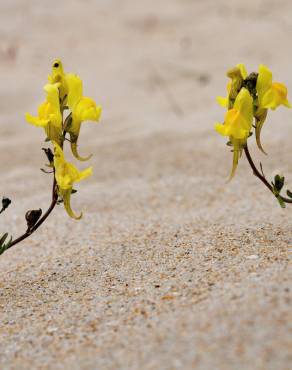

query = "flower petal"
[[44, 83, 61, 109], [62, 189, 82, 220], [216, 96, 229, 108], [237, 63, 248, 79], [70, 141, 93, 162], [66, 73, 83, 109], [255, 109, 268, 154], [257, 64, 272, 105], [233, 88, 253, 127], [228, 139, 241, 182], [25, 112, 49, 127]]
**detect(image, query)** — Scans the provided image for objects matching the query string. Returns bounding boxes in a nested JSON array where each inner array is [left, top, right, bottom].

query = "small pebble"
[[246, 254, 259, 260]]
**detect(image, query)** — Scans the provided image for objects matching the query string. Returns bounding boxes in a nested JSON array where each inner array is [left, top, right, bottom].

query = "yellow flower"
[[48, 59, 68, 102], [65, 73, 102, 161], [48, 59, 102, 160], [217, 63, 248, 109], [256, 64, 291, 110], [25, 83, 62, 144], [53, 142, 92, 219], [254, 64, 291, 154], [215, 88, 253, 180], [215, 87, 253, 140]]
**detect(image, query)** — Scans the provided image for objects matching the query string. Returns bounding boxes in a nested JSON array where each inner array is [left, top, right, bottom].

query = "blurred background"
[[1, 1, 292, 369]]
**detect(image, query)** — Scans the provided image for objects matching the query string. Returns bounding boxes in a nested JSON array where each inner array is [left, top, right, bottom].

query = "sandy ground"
[[0, 0, 292, 369]]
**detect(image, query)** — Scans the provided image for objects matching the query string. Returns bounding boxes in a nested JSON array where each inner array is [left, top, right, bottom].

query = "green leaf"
[[276, 196, 286, 209], [0, 233, 12, 255], [0, 233, 8, 246], [63, 113, 72, 131], [273, 174, 285, 193]]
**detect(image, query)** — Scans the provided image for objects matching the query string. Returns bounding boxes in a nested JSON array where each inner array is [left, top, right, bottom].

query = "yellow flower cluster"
[[26, 59, 102, 219], [215, 64, 290, 179]]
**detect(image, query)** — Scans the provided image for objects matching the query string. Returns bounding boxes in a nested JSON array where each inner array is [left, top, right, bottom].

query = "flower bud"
[[25, 209, 42, 230], [2, 197, 11, 210]]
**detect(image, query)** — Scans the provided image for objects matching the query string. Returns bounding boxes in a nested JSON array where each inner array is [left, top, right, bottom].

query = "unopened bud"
[[2, 197, 11, 210], [25, 209, 42, 230]]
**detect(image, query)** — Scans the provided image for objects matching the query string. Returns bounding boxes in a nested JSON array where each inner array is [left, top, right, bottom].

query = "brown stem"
[[244, 144, 292, 204], [6, 173, 58, 250]]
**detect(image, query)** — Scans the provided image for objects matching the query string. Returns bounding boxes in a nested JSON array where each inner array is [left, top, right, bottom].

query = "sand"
[[0, 0, 291, 369]]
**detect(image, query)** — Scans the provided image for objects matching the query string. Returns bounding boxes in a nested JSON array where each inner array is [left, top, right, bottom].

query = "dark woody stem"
[[244, 144, 292, 204], [6, 173, 58, 250]]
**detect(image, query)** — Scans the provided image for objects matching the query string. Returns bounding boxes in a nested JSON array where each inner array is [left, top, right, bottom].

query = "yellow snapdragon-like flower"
[[215, 88, 253, 180], [53, 142, 92, 219], [215, 87, 253, 140], [256, 64, 290, 110], [25, 83, 62, 144], [217, 63, 248, 109], [65, 73, 102, 161], [255, 64, 291, 153]]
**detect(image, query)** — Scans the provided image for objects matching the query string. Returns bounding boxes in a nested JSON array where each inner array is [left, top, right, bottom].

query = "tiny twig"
[[40, 168, 54, 174], [259, 162, 266, 179]]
